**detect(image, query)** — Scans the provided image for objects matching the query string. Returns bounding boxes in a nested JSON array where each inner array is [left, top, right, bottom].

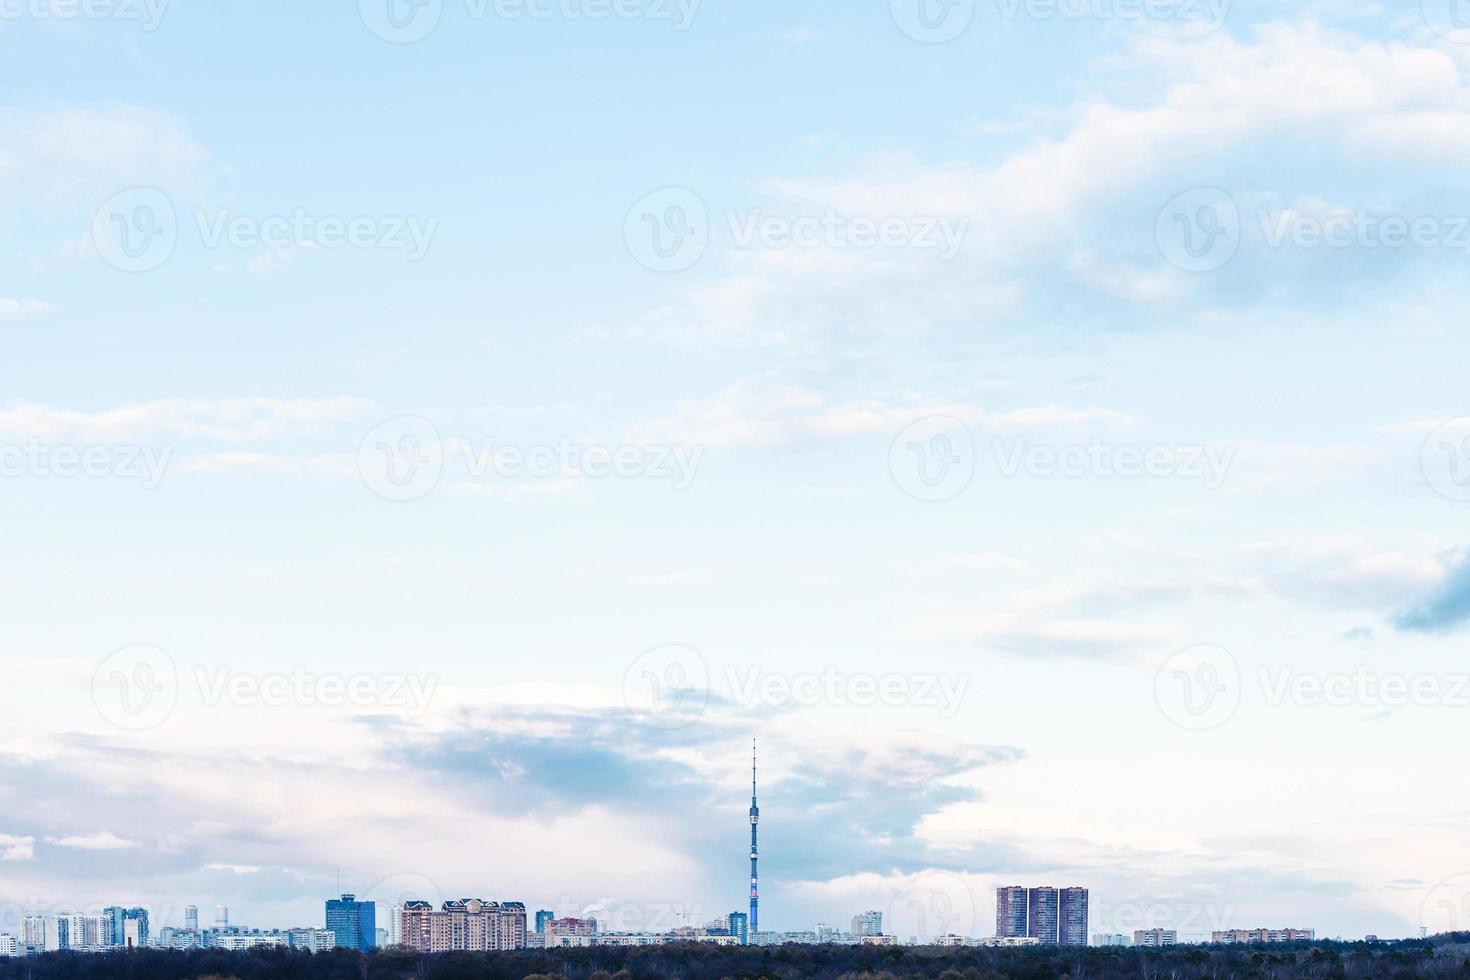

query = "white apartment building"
[[212, 934, 288, 950]]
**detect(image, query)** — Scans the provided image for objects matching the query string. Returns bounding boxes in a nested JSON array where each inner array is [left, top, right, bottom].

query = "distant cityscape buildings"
[[325, 894, 376, 952], [997, 887, 1088, 946], [1212, 929, 1316, 944], [0, 750, 1340, 961], [851, 911, 883, 937]]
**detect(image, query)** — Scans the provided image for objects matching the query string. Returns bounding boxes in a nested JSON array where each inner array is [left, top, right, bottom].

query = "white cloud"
[[0, 299, 54, 319], [0, 396, 371, 442], [0, 834, 35, 861], [632, 380, 1135, 451], [46, 831, 141, 851], [0, 105, 209, 211]]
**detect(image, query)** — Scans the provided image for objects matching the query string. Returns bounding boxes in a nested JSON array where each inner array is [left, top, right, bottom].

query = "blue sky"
[[3, 0, 1470, 946]]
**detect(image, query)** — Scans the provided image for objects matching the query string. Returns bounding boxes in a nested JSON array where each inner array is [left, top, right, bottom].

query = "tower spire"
[[749, 738, 759, 938]]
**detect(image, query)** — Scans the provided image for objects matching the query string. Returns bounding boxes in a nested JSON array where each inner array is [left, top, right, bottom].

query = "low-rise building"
[[1211, 929, 1314, 945], [212, 934, 288, 950], [1135, 929, 1177, 947]]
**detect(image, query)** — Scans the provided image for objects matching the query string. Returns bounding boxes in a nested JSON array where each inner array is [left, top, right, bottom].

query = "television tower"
[[749, 738, 759, 936]]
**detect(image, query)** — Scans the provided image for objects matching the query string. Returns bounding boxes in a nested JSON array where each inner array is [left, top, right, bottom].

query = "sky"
[[3, 0, 1470, 948]]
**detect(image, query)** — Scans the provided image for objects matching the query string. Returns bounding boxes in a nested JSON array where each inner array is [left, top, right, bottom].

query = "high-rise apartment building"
[[546, 916, 597, 939], [215, 906, 229, 931], [399, 900, 527, 953], [851, 911, 883, 937], [21, 916, 50, 951], [325, 894, 376, 952], [727, 911, 748, 945], [1027, 887, 1059, 945], [1135, 929, 1178, 947], [0, 935, 17, 957], [1093, 933, 1129, 947], [1058, 888, 1088, 947], [534, 910, 554, 934], [185, 905, 199, 932], [996, 886, 1029, 938]]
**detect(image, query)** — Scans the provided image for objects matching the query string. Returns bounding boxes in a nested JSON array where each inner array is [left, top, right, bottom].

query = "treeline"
[[1, 936, 1469, 980]]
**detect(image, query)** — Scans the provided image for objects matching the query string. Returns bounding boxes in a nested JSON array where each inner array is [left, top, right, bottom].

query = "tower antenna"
[[749, 738, 759, 937]]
